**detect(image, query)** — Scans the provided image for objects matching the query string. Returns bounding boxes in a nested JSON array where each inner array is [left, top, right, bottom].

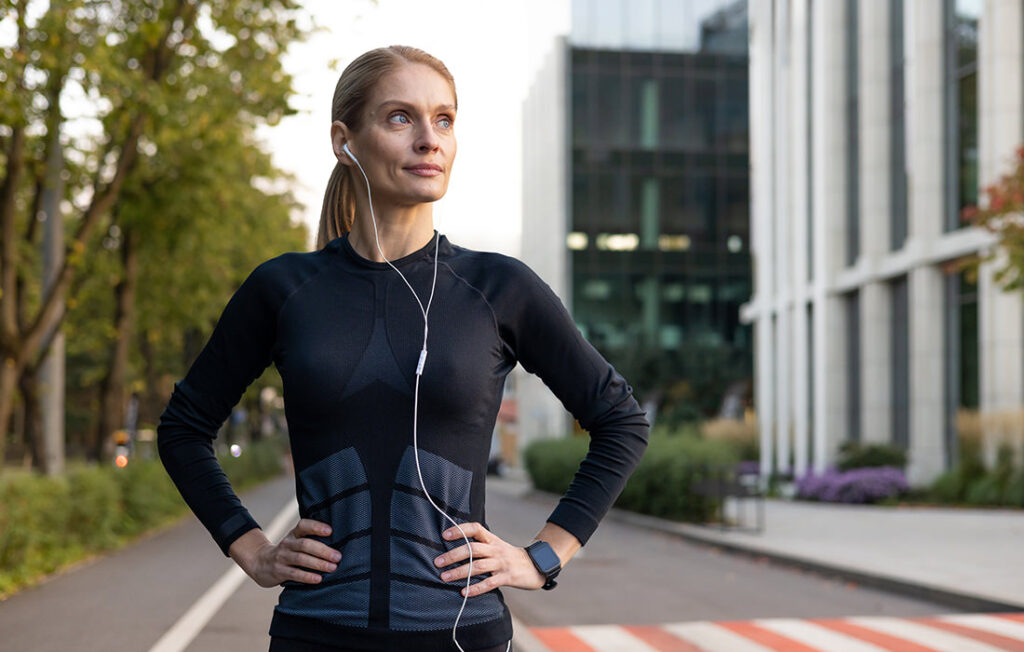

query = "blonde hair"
[[316, 45, 457, 250]]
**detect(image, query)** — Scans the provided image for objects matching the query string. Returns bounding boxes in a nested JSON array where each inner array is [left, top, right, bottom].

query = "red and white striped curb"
[[528, 612, 1024, 651]]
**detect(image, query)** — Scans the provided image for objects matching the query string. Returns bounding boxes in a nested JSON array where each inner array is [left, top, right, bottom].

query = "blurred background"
[[3, 1, 1024, 651]]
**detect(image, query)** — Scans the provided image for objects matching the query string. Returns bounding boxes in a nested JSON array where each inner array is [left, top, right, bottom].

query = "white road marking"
[[754, 618, 889, 652], [663, 621, 776, 652], [569, 625, 661, 651], [936, 614, 1024, 641], [846, 616, 1005, 652], [147, 501, 299, 652]]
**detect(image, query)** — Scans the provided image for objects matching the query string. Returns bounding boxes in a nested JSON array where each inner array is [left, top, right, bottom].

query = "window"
[[890, 0, 908, 249], [846, 291, 862, 443], [846, 0, 860, 264], [890, 276, 910, 450], [944, 0, 979, 232]]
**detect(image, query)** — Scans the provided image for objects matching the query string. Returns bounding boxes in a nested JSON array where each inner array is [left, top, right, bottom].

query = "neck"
[[347, 201, 436, 263]]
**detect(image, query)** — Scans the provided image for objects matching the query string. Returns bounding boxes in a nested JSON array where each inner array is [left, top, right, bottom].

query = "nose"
[[415, 125, 441, 154]]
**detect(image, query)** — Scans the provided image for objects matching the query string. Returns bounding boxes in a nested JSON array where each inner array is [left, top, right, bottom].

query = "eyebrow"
[[374, 100, 456, 114]]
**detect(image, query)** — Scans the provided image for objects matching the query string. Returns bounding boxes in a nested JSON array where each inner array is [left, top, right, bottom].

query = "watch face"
[[529, 542, 561, 574]]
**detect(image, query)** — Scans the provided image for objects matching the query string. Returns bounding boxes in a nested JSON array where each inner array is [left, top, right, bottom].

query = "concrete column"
[[790, 0, 811, 477], [773, 0, 793, 475], [518, 37, 572, 448], [977, 0, 1024, 465], [811, 0, 849, 471], [904, 0, 948, 484], [857, 0, 894, 445], [750, 0, 776, 478]]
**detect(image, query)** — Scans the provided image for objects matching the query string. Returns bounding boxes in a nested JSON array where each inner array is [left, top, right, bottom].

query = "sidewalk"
[[497, 467, 1024, 612]]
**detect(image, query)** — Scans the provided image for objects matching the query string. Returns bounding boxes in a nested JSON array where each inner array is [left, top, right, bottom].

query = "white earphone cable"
[[346, 147, 508, 652]]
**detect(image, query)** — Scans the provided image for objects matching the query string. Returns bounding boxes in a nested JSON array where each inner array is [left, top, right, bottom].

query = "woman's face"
[[334, 62, 457, 209]]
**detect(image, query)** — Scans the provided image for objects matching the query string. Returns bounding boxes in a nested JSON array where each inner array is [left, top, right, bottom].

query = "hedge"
[[0, 435, 286, 598], [524, 431, 738, 524]]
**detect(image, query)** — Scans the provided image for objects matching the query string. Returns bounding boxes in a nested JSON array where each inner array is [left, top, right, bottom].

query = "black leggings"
[[268, 635, 511, 652]]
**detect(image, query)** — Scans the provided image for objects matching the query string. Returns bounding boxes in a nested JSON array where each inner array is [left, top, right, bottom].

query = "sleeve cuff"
[[545, 501, 597, 547], [217, 511, 262, 557]]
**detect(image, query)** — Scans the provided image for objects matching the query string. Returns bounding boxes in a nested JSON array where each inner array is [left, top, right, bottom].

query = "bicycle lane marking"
[[147, 501, 299, 652]]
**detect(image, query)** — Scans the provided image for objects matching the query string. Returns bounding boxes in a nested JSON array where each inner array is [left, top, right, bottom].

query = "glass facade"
[[890, 0, 908, 250], [944, 268, 979, 466], [846, 0, 860, 266], [845, 291, 861, 443], [890, 276, 910, 450], [944, 0, 979, 232], [568, 45, 751, 418]]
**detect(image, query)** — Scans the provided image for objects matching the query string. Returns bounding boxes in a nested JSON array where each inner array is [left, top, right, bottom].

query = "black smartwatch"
[[524, 540, 562, 590]]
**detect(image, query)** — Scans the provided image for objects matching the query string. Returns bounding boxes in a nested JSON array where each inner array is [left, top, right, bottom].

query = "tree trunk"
[[137, 327, 162, 427], [16, 363, 44, 472], [93, 225, 140, 463]]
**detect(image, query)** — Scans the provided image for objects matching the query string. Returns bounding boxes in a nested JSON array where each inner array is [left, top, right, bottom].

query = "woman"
[[157, 45, 650, 652]]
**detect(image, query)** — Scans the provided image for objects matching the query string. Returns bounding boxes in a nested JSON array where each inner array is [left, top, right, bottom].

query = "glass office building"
[[519, 0, 750, 445], [567, 42, 751, 418]]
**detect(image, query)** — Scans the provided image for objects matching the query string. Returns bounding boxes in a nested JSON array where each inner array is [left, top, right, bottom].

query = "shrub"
[[837, 442, 907, 471], [796, 466, 909, 504], [524, 430, 738, 523], [0, 435, 286, 598]]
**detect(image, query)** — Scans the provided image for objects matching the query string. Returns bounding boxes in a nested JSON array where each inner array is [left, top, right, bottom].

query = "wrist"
[[228, 527, 271, 573]]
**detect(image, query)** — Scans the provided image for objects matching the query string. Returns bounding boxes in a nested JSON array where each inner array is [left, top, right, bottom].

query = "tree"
[[962, 145, 1024, 289], [0, 0, 312, 468]]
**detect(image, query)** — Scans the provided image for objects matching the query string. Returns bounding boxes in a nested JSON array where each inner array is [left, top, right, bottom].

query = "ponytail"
[[316, 160, 356, 249]]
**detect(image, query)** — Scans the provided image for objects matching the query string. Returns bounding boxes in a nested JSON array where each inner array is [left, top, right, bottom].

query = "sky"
[[0, 0, 571, 257], [255, 0, 572, 256]]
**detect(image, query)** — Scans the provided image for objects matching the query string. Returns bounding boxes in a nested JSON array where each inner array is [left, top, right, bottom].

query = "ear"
[[331, 120, 355, 167]]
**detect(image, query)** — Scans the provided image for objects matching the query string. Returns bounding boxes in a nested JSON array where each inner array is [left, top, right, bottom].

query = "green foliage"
[[0, 437, 285, 598], [2, 0, 315, 459], [928, 441, 1023, 507], [960, 144, 1024, 289], [837, 442, 908, 471], [523, 430, 738, 524], [964, 444, 1016, 506]]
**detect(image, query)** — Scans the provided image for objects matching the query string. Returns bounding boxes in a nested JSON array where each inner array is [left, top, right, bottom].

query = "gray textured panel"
[[276, 578, 372, 627], [312, 490, 372, 540], [390, 490, 463, 543], [388, 579, 504, 631], [393, 445, 472, 514], [297, 446, 368, 507], [331, 532, 371, 579], [390, 534, 492, 585]]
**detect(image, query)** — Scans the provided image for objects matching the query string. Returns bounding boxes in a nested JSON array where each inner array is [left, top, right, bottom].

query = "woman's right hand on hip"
[[249, 518, 343, 588]]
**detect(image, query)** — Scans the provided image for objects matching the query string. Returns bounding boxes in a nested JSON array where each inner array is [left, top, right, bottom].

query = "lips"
[[405, 164, 443, 172]]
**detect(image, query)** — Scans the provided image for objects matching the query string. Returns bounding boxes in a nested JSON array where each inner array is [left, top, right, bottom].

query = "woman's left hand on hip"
[[433, 522, 547, 596]]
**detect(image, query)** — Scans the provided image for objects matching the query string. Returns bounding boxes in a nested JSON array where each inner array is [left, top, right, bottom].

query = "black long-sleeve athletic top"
[[157, 231, 650, 651]]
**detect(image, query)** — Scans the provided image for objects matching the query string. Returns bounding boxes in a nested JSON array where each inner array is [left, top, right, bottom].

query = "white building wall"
[[978, 0, 1024, 467], [811, 0, 849, 472], [749, 0, 776, 478], [518, 38, 573, 448], [744, 0, 1022, 485], [858, 0, 893, 446]]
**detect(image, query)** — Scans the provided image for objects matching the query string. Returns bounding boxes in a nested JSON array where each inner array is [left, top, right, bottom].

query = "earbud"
[[342, 142, 358, 164]]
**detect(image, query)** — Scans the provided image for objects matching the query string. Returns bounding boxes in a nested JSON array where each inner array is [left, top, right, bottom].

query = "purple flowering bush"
[[796, 466, 909, 504]]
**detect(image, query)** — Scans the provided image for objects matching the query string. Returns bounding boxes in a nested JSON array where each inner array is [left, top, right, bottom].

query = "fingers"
[[441, 521, 490, 543], [281, 519, 341, 584], [439, 555, 499, 583], [434, 540, 489, 569], [284, 547, 339, 575], [291, 535, 343, 564], [295, 518, 333, 539]]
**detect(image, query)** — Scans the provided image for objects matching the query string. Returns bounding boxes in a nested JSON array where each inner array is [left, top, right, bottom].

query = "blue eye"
[[389, 113, 410, 124], [438, 117, 453, 129]]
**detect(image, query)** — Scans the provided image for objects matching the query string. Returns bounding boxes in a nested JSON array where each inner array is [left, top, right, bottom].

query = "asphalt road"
[[0, 468, 959, 652]]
